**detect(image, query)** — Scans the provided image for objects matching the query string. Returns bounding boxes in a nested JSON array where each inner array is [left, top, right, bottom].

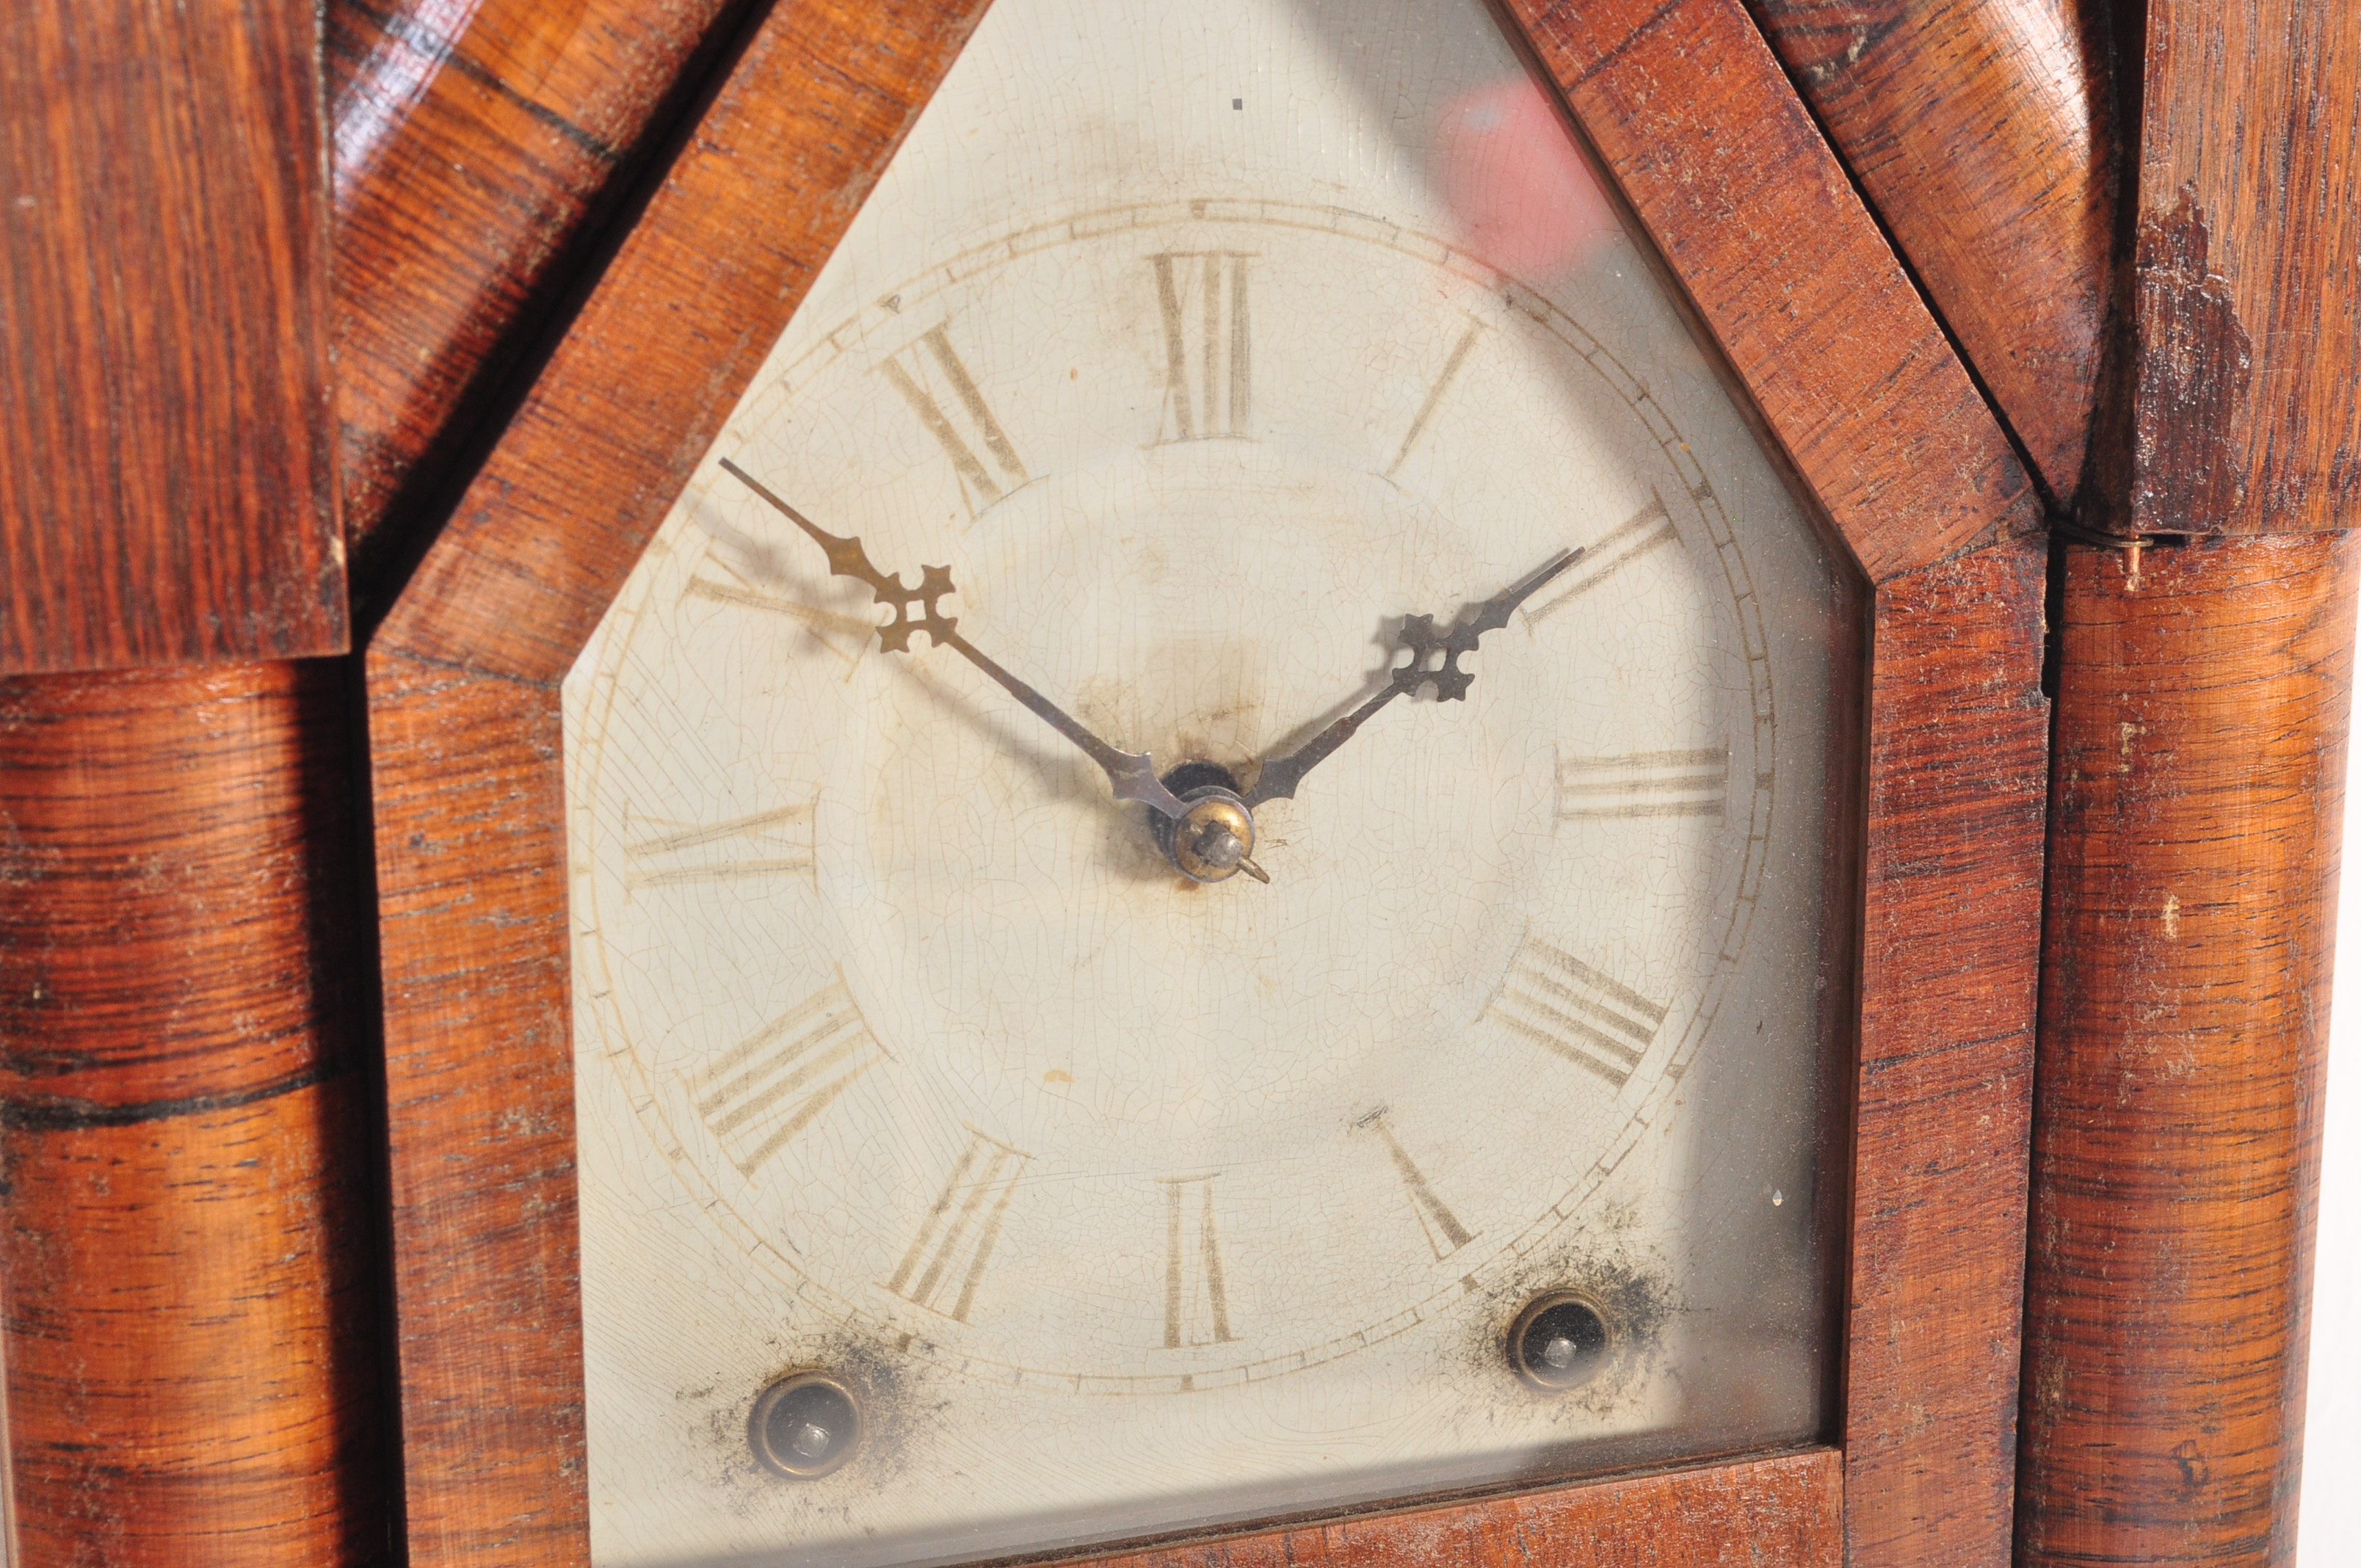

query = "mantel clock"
[[363, 1, 2047, 1565]]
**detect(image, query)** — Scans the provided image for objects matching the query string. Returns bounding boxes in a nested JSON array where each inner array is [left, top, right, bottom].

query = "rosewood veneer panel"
[[1749, 0, 2118, 508], [2021, 534, 2358, 1565], [365, 1, 2045, 1561], [2092, 1, 2361, 538], [0, 0, 345, 675], [1503, 0, 2042, 584], [1848, 534, 2048, 1564], [1078, 1448, 1841, 1568], [331, 0, 744, 588], [0, 663, 380, 1565]]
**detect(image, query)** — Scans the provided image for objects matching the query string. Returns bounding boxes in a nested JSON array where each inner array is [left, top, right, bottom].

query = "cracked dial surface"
[[563, 1, 1857, 1564]]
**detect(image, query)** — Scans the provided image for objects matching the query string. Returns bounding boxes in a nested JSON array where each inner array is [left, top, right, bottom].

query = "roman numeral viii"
[[884, 1127, 1031, 1323], [1557, 747, 1728, 822], [623, 800, 815, 890], [1485, 939, 1667, 1089], [878, 324, 1029, 515], [1151, 253, 1252, 442], [1527, 497, 1678, 623], [693, 979, 884, 1175], [1160, 1174, 1236, 1347]]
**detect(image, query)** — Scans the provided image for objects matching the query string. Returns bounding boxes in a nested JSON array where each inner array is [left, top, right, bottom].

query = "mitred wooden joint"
[[330, 0, 745, 589], [0, 662, 385, 1567], [1746, 0, 2119, 510], [2020, 533, 2359, 1567]]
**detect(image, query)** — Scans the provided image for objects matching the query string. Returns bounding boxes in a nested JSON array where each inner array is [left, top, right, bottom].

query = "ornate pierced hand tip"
[[1390, 548, 1584, 703], [718, 457, 960, 650]]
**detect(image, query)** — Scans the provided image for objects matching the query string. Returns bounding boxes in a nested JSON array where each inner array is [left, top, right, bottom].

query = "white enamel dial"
[[564, 1, 1852, 1564]]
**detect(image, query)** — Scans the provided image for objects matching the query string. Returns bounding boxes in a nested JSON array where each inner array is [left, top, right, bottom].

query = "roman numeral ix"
[[693, 979, 884, 1175], [1484, 938, 1667, 1089], [1526, 496, 1678, 623], [623, 801, 815, 890], [1152, 252, 1252, 442], [878, 324, 1029, 515], [1556, 747, 1729, 822], [1160, 1174, 1236, 1347], [884, 1127, 1031, 1323]]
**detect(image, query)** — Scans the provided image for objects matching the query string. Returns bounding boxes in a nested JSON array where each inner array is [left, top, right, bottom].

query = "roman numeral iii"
[[1556, 747, 1729, 821], [693, 979, 884, 1175], [1485, 938, 1667, 1089], [878, 324, 1029, 514], [884, 1127, 1031, 1322], [1159, 1174, 1236, 1347], [1150, 253, 1252, 442]]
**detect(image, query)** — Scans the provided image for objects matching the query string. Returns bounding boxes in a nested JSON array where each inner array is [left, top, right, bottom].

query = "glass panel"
[[562, 1, 1857, 1564]]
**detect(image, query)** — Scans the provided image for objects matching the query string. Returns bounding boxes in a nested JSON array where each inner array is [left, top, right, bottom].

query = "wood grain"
[[1748, 0, 2119, 509], [0, 0, 346, 677], [367, 653, 577, 1568], [0, 662, 383, 1565], [1070, 1448, 1842, 1568], [331, 0, 744, 589], [361, 0, 2050, 1559], [2019, 534, 2358, 1567], [1502, 0, 2042, 584], [2087, 1, 2361, 537], [364, 2, 992, 1559], [371, 0, 994, 684], [1846, 533, 2048, 1566]]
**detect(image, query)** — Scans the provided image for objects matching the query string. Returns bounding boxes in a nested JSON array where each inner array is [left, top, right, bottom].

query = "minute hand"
[[720, 459, 1189, 820], [1244, 548, 1581, 807]]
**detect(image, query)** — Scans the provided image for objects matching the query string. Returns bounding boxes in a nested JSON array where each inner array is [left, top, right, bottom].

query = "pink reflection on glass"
[[1433, 77, 1617, 281]]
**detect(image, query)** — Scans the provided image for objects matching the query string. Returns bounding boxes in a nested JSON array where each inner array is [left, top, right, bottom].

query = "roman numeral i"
[[1557, 747, 1729, 821], [878, 323, 1029, 515], [1160, 1174, 1236, 1348], [693, 978, 884, 1175], [1485, 938, 1666, 1089], [623, 800, 815, 890], [884, 1127, 1031, 1323], [1151, 253, 1252, 443]]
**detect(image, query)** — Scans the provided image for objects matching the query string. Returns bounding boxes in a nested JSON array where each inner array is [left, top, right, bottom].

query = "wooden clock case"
[[2, 0, 2352, 1566], [363, 1, 2042, 1564]]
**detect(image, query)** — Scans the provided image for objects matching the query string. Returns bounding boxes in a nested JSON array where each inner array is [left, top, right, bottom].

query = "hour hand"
[[719, 460, 1189, 819], [1244, 548, 1581, 807]]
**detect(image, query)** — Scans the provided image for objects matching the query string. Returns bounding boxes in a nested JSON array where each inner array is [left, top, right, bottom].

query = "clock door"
[[360, 0, 2047, 1564], [557, 1, 1851, 1561]]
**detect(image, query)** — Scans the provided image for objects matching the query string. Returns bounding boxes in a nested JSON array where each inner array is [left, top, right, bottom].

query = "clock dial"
[[562, 0, 1854, 1563]]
